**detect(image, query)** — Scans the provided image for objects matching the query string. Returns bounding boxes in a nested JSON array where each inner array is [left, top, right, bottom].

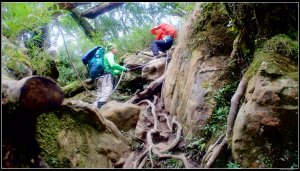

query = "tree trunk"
[[81, 2, 125, 19]]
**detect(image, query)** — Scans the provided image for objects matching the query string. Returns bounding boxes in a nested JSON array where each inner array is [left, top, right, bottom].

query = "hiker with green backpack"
[[82, 43, 130, 109]]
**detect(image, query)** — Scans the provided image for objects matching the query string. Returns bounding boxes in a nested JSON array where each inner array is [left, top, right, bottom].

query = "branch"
[[158, 116, 182, 153], [81, 3, 125, 19]]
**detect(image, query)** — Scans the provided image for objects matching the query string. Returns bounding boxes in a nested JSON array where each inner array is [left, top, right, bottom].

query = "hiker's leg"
[[160, 38, 173, 52], [151, 40, 164, 56], [93, 76, 103, 106], [97, 74, 113, 108]]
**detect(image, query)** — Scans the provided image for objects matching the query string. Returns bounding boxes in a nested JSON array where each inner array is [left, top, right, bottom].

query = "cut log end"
[[19, 76, 64, 113]]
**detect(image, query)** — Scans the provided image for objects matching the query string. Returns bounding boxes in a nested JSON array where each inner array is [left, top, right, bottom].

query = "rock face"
[[162, 3, 236, 136], [100, 100, 141, 131], [232, 50, 298, 168], [36, 101, 131, 168]]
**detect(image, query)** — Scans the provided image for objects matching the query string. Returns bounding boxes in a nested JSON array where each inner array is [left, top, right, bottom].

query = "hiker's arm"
[[107, 54, 126, 72], [156, 29, 164, 40]]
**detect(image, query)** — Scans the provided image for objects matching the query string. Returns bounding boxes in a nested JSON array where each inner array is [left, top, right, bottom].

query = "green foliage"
[[203, 82, 238, 138], [185, 137, 206, 162], [2, 2, 54, 39], [161, 158, 184, 168], [258, 153, 273, 168], [111, 24, 154, 59], [56, 51, 88, 87], [227, 162, 240, 168]]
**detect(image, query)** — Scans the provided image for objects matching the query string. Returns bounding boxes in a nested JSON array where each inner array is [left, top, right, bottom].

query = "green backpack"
[[82, 47, 106, 81]]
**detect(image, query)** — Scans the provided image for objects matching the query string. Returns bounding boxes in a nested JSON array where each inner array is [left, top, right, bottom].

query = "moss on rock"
[[262, 34, 298, 61]]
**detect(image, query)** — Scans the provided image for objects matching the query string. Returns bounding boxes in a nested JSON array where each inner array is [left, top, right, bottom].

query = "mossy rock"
[[244, 48, 297, 80], [262, 34, 298, 61]]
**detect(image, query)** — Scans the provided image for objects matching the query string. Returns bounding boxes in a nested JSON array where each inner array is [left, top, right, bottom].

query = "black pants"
[[151, 37, 173, 56]]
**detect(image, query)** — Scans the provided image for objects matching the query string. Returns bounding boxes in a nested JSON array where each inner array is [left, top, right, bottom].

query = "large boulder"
[[100, 100, 141, 131], [232, 46, 298, 167], [162, 3, 236, 136], [36, 100, 131, 168]]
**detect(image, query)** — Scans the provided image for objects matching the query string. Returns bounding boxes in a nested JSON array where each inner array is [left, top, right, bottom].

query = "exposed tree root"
[[137, 100, 159, 131], [133, 147, 151, 168], [123, 152, 135, 168], [200, 77, 248, 168], [226, 77, 248, 139], [62, 100, 128, 143], [126, 74, 165, 104], [146, 128, 191, 168], [123, 96, 192, 168], [158, 114, 172, 132], [159, 116, 181, 153]]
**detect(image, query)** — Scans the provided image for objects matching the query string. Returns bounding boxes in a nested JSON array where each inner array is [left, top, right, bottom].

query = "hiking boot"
[[142, 51, 155, 57], [97, 101, 106, 109]]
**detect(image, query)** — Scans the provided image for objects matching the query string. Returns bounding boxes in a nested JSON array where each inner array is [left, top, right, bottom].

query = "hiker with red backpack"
[[82, 43, 130, 109], [150, 22, 177, 57]]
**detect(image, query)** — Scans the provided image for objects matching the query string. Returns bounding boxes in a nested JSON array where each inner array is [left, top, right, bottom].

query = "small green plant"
[[258, 154, 273, 168], [202, 82, 237, 138], [185, 137, 206, 162], [161, 158, 184, 168], [227, 161, 240, 168]]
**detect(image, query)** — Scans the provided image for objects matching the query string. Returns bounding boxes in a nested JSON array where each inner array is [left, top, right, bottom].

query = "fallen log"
[[2, 76, 64, 113], [2, 76, 64, 168], [62, 79, 95, 97]]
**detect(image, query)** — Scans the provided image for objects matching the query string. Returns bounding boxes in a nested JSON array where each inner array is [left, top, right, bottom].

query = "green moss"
[[244, 47, 297, 80], [286, 71, 298, 82], [36, 109, 97, 168], [262, 34, 298, 61], [202, 82, 210, 89], [37, 112, 69, 168]]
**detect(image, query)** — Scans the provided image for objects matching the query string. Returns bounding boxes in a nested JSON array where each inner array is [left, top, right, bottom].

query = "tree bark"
[[2, 76, 64, 114], [81, 2, 125, 19], [57, 2, 89, 10], [69, 8, 96, 41]]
